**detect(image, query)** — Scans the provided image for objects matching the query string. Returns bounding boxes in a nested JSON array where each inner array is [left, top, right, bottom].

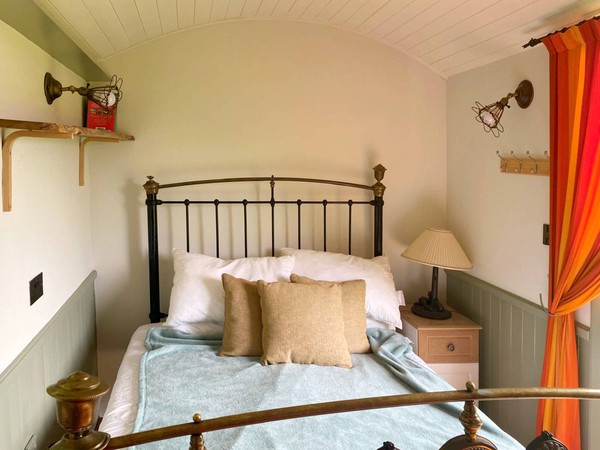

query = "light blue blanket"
[[133, 328, 524, 449]]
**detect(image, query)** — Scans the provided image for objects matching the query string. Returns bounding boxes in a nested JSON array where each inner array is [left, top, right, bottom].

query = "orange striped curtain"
[[537, 20, 600, 450]]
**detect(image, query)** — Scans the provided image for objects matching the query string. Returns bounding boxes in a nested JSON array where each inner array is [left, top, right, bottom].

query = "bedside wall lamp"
[[402, 228, 472, 320], [472, 79, 534, 137], [44, 72, 123, 110]]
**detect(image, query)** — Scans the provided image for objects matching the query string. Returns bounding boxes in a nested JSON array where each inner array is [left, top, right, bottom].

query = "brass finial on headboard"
[[143, 175, 160, 194], [372, 164, 386, 197]]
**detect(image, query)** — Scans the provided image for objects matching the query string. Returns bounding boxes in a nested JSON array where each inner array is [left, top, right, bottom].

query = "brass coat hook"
[[510, 151, 523, 173], [496, 151, 508, 172], [526, 151, 539, 174]]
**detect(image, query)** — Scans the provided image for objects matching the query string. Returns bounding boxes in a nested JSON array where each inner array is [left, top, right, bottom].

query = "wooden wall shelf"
[[1, 118, 135, 212]]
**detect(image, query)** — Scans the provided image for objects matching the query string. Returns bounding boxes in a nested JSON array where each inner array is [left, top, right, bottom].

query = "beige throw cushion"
[[220, 273, 263, 356], [257, 281, 352, 368], [290, 274, 370, 354]]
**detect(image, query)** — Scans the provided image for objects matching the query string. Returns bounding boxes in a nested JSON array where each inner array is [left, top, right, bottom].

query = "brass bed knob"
[[47, 371, 110, 450]]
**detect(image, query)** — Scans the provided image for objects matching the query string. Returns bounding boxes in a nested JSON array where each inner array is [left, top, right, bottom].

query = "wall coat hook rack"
[[496, 151, 549, 176]]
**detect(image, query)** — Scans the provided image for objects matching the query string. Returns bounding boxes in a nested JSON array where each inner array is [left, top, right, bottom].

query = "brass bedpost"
[[189, 413, 207, 450], [46, 371, 110, 450], [372, 164, 386, 257], [439, 382, 498, 450], [144, 176, 165, 323]]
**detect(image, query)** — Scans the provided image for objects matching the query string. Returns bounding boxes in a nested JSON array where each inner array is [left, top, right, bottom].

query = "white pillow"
[[366, 318, 396, 330], [278, 248, 401, 328], [166, 249, 295, 327]]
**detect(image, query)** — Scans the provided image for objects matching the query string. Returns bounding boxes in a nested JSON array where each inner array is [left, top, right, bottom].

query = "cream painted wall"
[[447, 46, 590, 325], [93, 20, 447, 385], [0, 20, 94, 374]]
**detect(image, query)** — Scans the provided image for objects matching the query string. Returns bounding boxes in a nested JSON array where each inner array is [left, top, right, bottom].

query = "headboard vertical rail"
[[348, 200, 353, 255], [270, 177, 276, 257], [184, 200, 190, 252], [243, 200, 249, 257], [143, 176, 165, 323], [214, 200, 220, 258], [372, 164, 386, 257], [323, 200, 328, 252], [296, 200, 302, 250]]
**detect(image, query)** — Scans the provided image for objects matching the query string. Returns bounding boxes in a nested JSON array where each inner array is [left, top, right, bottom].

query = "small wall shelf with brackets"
[[0, 118, 134, 212]]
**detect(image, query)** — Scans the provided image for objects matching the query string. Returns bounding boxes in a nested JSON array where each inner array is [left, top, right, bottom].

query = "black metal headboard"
[[143, 164, 386, 323]]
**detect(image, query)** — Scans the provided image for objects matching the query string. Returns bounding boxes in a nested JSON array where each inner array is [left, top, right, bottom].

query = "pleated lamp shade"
[[402, 228, 472, 270]]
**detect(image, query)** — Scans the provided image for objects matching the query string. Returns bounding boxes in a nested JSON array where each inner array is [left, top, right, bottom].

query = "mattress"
[[100, 321, 402, 438], [100, 324, 522, 450]]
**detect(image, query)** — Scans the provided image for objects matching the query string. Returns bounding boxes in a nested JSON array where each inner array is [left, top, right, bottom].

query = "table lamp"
[[401, 228, 472, 320]]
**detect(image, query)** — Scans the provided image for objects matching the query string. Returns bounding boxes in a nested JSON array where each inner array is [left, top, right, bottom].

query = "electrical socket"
[[25, 434, 36, 450], [29, 272, 43, 305]]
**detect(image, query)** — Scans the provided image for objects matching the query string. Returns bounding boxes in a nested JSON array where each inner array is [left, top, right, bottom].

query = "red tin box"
[[86, 99, 116, 131]]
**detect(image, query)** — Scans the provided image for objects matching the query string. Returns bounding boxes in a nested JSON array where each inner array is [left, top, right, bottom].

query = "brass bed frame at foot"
[[47, 373, 596, 450]]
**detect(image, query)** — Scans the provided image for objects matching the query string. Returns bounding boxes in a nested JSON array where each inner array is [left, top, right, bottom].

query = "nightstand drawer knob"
[[447, 343, 456, 352]]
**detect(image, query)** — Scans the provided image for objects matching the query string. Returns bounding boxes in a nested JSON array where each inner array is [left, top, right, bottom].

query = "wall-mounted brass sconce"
[[44, 72, 123, 110], [472, 80, 534, 137]]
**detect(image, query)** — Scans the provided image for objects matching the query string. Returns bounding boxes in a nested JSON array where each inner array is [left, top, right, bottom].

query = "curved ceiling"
[[33, 0, 600, 79]]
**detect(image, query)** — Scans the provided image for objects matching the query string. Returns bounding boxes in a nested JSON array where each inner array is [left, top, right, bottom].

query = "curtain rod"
[[523, 14, 600, 48]]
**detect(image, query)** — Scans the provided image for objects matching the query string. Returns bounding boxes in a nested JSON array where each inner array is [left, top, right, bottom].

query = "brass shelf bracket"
[[0, 118, 134, 212]]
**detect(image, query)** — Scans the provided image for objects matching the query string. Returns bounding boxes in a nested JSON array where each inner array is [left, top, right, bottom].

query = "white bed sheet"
[[99, 322, 429, 438], [99, 322, 224, 437]]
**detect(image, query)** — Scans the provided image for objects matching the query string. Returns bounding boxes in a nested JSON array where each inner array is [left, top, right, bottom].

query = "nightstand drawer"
[[399, 306, 481, 388], [418, 329, 479, 364]]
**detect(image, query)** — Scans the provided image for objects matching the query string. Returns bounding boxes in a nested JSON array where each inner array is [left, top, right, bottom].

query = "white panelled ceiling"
[[34, 0, 600, 78]]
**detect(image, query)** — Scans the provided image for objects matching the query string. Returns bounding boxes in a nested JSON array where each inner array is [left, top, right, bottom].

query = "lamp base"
[[411, 297, 452, 320]]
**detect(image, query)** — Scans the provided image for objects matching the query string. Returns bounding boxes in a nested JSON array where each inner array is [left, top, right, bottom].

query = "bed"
[[46, 164, 596, 450]]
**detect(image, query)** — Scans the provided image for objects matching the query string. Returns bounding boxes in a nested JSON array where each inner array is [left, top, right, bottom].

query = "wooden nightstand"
[[399, 306, 482, 390]]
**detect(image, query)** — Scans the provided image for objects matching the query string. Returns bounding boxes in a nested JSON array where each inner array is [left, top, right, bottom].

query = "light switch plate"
[[29, 272, 43, 305], [543, 223, 550, 246]]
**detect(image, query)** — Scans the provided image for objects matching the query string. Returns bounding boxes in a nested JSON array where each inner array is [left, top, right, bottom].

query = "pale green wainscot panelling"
[[0, 271, 98, 449], [446, 270, 591, 449]]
